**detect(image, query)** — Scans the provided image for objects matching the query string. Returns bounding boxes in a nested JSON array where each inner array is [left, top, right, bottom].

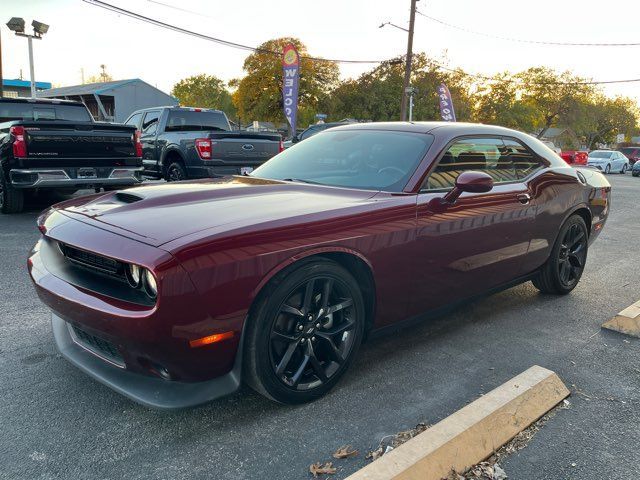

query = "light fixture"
[[144, 269, 157, 298], [6, 17, 25, 33], [31, 20, 49, 36]]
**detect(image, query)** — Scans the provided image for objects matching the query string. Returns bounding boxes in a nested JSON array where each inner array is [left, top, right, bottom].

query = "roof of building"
[[3, 79, 52, 89], [38, 78, 174, 99]]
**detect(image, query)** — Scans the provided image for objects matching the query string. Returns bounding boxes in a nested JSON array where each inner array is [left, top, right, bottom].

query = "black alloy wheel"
[[533, 215, 588, 294], [166, 162, 186, 182], [245, 260, 365, 404]]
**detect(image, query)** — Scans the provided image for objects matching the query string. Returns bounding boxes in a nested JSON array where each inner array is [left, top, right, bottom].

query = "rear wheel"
[[166, 162, 186, 182], [0, 172, 24, 214], [533, 215, 588, 295], [244, 259, 365, 404], [604, 163, 611, 174], [621, 163, 628, 174]]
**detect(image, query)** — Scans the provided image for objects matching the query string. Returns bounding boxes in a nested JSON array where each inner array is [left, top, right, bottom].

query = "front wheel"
[[633, 170, 639, 177], [533, 215, 588, 295], [244, 260, 365, 404]]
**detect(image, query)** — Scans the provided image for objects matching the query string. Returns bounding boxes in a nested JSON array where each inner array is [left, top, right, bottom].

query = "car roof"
[[130, 106, 223, 115], [330, 121, 535, 138], [0, 97, 84, 106]]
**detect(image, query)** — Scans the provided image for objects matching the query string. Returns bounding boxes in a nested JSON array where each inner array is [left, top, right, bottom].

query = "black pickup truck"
[[0, 98, 143, 213], [124, 106, 282, 181]]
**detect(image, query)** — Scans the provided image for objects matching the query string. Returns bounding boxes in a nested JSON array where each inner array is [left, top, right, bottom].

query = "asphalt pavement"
[[1, 175, 638, 480]]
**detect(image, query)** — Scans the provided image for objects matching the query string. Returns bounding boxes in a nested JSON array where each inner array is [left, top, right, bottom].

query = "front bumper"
[[10, 166, 143, 188], [52, 313, 242, 409], [29, 215, 245, 409]]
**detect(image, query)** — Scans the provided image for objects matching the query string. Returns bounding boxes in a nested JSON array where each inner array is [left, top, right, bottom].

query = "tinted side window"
[[126, 112, 143, 128], [424, 137, 517, 190], [300, 126, 322, 141], [141, 110, 160, 135], [503, 139, 544, 179]]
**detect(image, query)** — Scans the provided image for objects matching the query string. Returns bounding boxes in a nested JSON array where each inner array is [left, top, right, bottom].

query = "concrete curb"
[[602, 300, 640, 338], [346, 365, 569, 480]]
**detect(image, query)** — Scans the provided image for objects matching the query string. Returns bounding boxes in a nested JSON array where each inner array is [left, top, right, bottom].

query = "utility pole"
[[400, 0, 417, 122]]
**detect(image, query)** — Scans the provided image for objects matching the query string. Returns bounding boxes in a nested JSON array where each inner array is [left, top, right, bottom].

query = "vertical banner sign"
[[437, 83, 456, 122], [282, 44, 300, 133]]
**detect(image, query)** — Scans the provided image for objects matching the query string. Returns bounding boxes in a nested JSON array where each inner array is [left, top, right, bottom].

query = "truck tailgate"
[[209, 131, 281, 165], [23, 122, 137, 165]]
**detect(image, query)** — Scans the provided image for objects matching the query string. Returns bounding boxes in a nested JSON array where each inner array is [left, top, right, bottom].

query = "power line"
[[81, 0, 640, 86], [415, 10, 640, 47], [82, 0, 387, 64]]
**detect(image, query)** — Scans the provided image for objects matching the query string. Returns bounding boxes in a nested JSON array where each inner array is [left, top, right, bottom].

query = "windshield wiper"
[[281, 178, 323, 185]]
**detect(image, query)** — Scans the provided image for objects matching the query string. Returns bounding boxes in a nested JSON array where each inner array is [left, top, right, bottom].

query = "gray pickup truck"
[[124, 106, 282, 181]]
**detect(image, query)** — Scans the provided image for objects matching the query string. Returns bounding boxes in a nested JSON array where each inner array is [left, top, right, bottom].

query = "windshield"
[[620, 148, 637, 155], [589, 151, 612, 158], [0, 102, 92, 122], [165, 110, 230, 132], [251, 129, 433, 192]]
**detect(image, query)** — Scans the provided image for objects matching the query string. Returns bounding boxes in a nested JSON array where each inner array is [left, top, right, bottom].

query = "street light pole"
[[6, 18, 49, 99], [27, 36, 35, 97], [400, 0, 417, 122]]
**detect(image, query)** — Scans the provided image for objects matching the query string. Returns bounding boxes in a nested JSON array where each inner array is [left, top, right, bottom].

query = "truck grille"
[[69, 323, 125, 368], [58, 242, 122, 276]]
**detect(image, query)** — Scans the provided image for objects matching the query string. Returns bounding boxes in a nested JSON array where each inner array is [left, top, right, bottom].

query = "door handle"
[[517, 193, 531, 205]]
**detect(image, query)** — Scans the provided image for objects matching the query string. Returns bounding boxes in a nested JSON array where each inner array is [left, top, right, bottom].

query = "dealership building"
[[38, 78, 178, 123], [2, 78, 52, 98]]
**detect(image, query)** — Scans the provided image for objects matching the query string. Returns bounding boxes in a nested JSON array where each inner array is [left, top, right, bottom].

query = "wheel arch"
[[250, 247, 377, 335], [161, 148, 185, 176]]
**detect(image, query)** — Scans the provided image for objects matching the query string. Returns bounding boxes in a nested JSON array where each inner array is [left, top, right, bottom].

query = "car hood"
[[50, 177, 380, 248]]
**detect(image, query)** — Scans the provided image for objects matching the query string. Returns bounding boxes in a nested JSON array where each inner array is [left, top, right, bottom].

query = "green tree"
[[231, 38, 339, 129], [330, 54, 474, 122], [573, 95, 639, 148], [171, 74, 236, 116], [516, 67, 595, 138], [473, 73, 539, 132]]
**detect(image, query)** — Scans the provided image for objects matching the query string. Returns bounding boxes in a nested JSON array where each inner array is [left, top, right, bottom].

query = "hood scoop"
[[114, 192, 143, 204]]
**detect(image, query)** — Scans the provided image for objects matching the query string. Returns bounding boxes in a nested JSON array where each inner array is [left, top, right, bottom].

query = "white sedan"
[[587, 150, 629, 174]]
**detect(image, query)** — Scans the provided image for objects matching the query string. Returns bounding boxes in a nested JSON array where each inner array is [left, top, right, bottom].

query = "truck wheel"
[[166, 162, 186, 182], [0, 172, 24, 214]]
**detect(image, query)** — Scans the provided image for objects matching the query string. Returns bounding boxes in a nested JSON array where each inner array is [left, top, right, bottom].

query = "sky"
[[2, 0, 640, 104]]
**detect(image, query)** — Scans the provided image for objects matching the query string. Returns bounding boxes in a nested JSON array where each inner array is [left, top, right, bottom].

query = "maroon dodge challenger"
[[28, 122, 611, 408]]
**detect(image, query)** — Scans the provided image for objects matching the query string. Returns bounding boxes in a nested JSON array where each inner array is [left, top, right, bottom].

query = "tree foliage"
[[230, 38, 339, 128], [171, 74, 236, 117]]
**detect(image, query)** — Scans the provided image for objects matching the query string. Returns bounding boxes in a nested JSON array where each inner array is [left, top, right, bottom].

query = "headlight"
[[144, 269, 157, 298], [126, 264, 142, 288]]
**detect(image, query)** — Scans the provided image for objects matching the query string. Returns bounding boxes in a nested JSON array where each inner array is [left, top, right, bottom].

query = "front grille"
[[69, 323, 125, 368], [58, 242, 122, 276]]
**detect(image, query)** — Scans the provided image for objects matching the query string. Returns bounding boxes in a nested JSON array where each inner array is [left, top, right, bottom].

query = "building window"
[[4, 90, 19, 98]]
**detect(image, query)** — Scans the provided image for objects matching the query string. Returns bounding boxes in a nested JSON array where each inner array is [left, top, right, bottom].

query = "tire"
[[244, 259, 365, 404], [621, 163, 627, 174], [633, 171, 639, 177], [604, 163, 611, 174], [0, 171, 24, 214], [165, 162, 186, 182], [532, 215, 588, 295]]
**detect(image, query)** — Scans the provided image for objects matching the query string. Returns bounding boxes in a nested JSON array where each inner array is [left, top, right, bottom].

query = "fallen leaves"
[[309, 462, 336, 477], [366, 422, 431, 462], [332, 445, 358, 459]]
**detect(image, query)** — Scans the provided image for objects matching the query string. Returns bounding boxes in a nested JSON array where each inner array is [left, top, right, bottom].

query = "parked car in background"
[[125, 107, 283, 181], [620, 146, 640, 166], [560, 150, 588, 166], [29, 122, 610, 408], [587, 150, 629, 174], [284, 120, 357, 148], [0, 98, 142, 214], [632, 160, 640, 177]]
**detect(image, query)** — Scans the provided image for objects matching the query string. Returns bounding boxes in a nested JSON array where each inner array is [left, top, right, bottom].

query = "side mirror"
[[291, 135, 299, 144], [437, 171, 494, 206]]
